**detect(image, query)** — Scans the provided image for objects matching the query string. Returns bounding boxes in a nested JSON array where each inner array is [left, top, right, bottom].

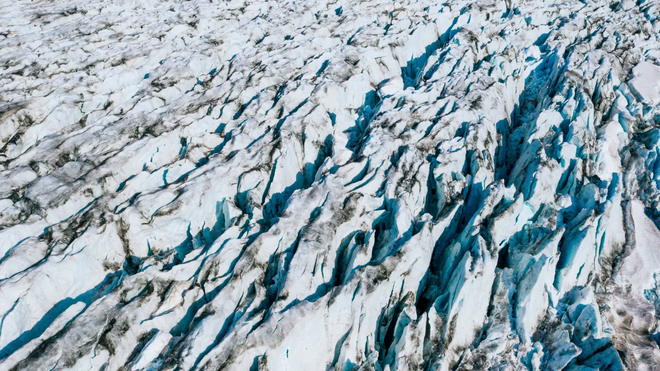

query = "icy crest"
[[1, 0, 660, 369]]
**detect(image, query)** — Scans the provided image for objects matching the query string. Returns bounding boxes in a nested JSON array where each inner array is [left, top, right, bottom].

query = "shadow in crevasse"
[[158, 200, 231, 272], [400, 16, 459, 90], [345, 90, 381, 156], [401, 39, 444, 90], [233, 94, 259, 120], [0, 199, 232, 364], [326, 326, 353, 371], [160, 274, 234, 370], [0, 272, 122, 363], [494, 47, 563, 189], [413, 51, 564, 317], [301, 230, 363, 305], [345, 40, 462, 157], [374, 292, 413, 370], [257, 135, 334, 233]]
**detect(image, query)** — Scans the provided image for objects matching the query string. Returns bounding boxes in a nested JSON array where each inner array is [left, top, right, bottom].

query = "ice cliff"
[[2, 0, 660, 369]]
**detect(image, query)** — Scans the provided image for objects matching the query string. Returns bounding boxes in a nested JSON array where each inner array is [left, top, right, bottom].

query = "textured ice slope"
[[2, 0, 660, 369]]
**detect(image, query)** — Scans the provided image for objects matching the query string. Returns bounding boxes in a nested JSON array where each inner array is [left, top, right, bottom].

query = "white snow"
[[629, 61, 660, 106]]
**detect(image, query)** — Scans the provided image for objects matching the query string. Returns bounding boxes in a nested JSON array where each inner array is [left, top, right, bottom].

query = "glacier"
[[1, 0, 660, 369]]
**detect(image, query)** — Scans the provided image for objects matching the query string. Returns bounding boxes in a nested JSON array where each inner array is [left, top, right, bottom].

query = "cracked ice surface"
[[2, 0, 660, 369]]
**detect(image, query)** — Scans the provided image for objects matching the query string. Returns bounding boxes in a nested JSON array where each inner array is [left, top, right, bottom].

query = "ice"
[[618, 201, 660, 293], [629, 61, 660, 106], [1, 0, 660, 369]]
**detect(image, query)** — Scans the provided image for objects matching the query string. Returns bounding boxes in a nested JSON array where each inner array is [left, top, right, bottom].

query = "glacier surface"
[[2, 0, 660, 369]]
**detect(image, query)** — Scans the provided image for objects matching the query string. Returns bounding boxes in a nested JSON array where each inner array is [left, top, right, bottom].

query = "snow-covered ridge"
[[1, 0, 660, 369]]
